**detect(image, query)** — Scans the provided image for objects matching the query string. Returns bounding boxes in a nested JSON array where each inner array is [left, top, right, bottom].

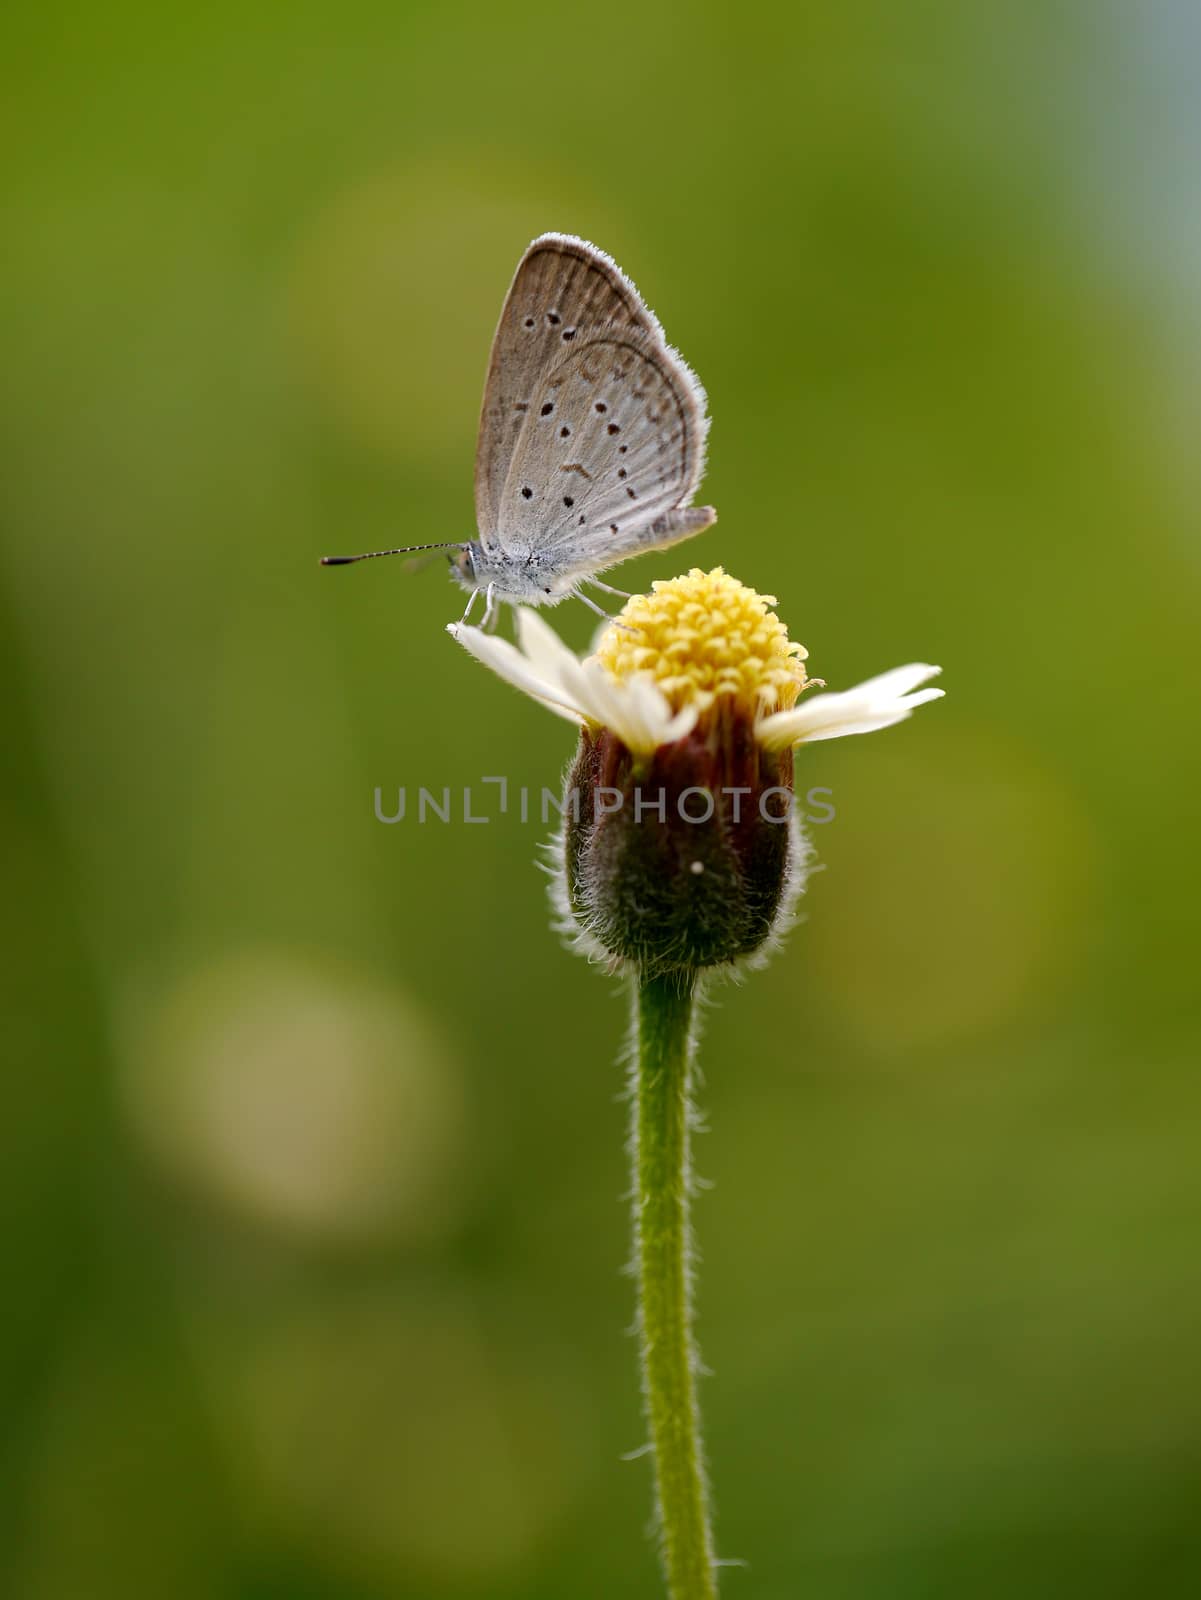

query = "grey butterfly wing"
[[493, 334, 715, 571], [474, 234, 659, 551]]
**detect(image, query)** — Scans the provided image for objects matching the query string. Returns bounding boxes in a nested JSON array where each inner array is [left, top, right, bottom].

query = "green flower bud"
[[563, 713, 803, 976]]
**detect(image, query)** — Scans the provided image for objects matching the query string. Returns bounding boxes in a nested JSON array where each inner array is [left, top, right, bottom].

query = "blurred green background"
[[3, 3, 1200, 1596]]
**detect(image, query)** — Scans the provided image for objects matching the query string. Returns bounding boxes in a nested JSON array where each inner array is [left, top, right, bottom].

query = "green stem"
[[632, 971, 717, 1600]]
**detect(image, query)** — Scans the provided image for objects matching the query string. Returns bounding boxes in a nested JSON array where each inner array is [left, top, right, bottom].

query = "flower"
[[447, 567, 942, 755], [448, 567, 943, 977]]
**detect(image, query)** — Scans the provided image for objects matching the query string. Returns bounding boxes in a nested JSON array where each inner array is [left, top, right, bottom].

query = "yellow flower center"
[[593, 567, 808, 717]]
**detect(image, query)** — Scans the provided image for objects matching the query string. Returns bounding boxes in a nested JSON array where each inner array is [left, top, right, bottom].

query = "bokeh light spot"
[[119, 949, 466, 1245]]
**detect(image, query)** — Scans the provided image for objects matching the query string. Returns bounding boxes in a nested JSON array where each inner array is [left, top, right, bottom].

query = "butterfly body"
[[451, 502, 717, 609], [451, 541, 576, 606]]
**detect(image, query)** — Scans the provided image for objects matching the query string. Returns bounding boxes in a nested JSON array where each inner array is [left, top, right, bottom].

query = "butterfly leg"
[[458, 587, 482, 626], [480, 582, 499, 632], [585, 576, 633, 599], [575, 590, 614, 621], [575, 590, 637, 634]]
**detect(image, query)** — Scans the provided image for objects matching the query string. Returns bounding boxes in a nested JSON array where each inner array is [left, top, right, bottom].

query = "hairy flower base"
[[564, 719, 802, 977]]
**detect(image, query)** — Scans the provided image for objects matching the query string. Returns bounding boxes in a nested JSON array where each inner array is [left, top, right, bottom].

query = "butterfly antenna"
[[320, 541, 466, 567]]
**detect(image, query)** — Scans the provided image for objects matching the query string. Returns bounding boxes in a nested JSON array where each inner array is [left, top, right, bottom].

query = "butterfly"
[[322, 233, 716, 629]]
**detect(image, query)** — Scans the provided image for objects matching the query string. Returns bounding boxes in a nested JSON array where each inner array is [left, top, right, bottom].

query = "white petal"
[[836, 662, 943, 701], [622, 672, 699, 752], [558, 654, 623, 730], [446, 622, 585, 725], [758, 665, 943, 750], [514, 607, 582, 687], [572, 662, 696, 755], [448, 610, 723, 756]]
